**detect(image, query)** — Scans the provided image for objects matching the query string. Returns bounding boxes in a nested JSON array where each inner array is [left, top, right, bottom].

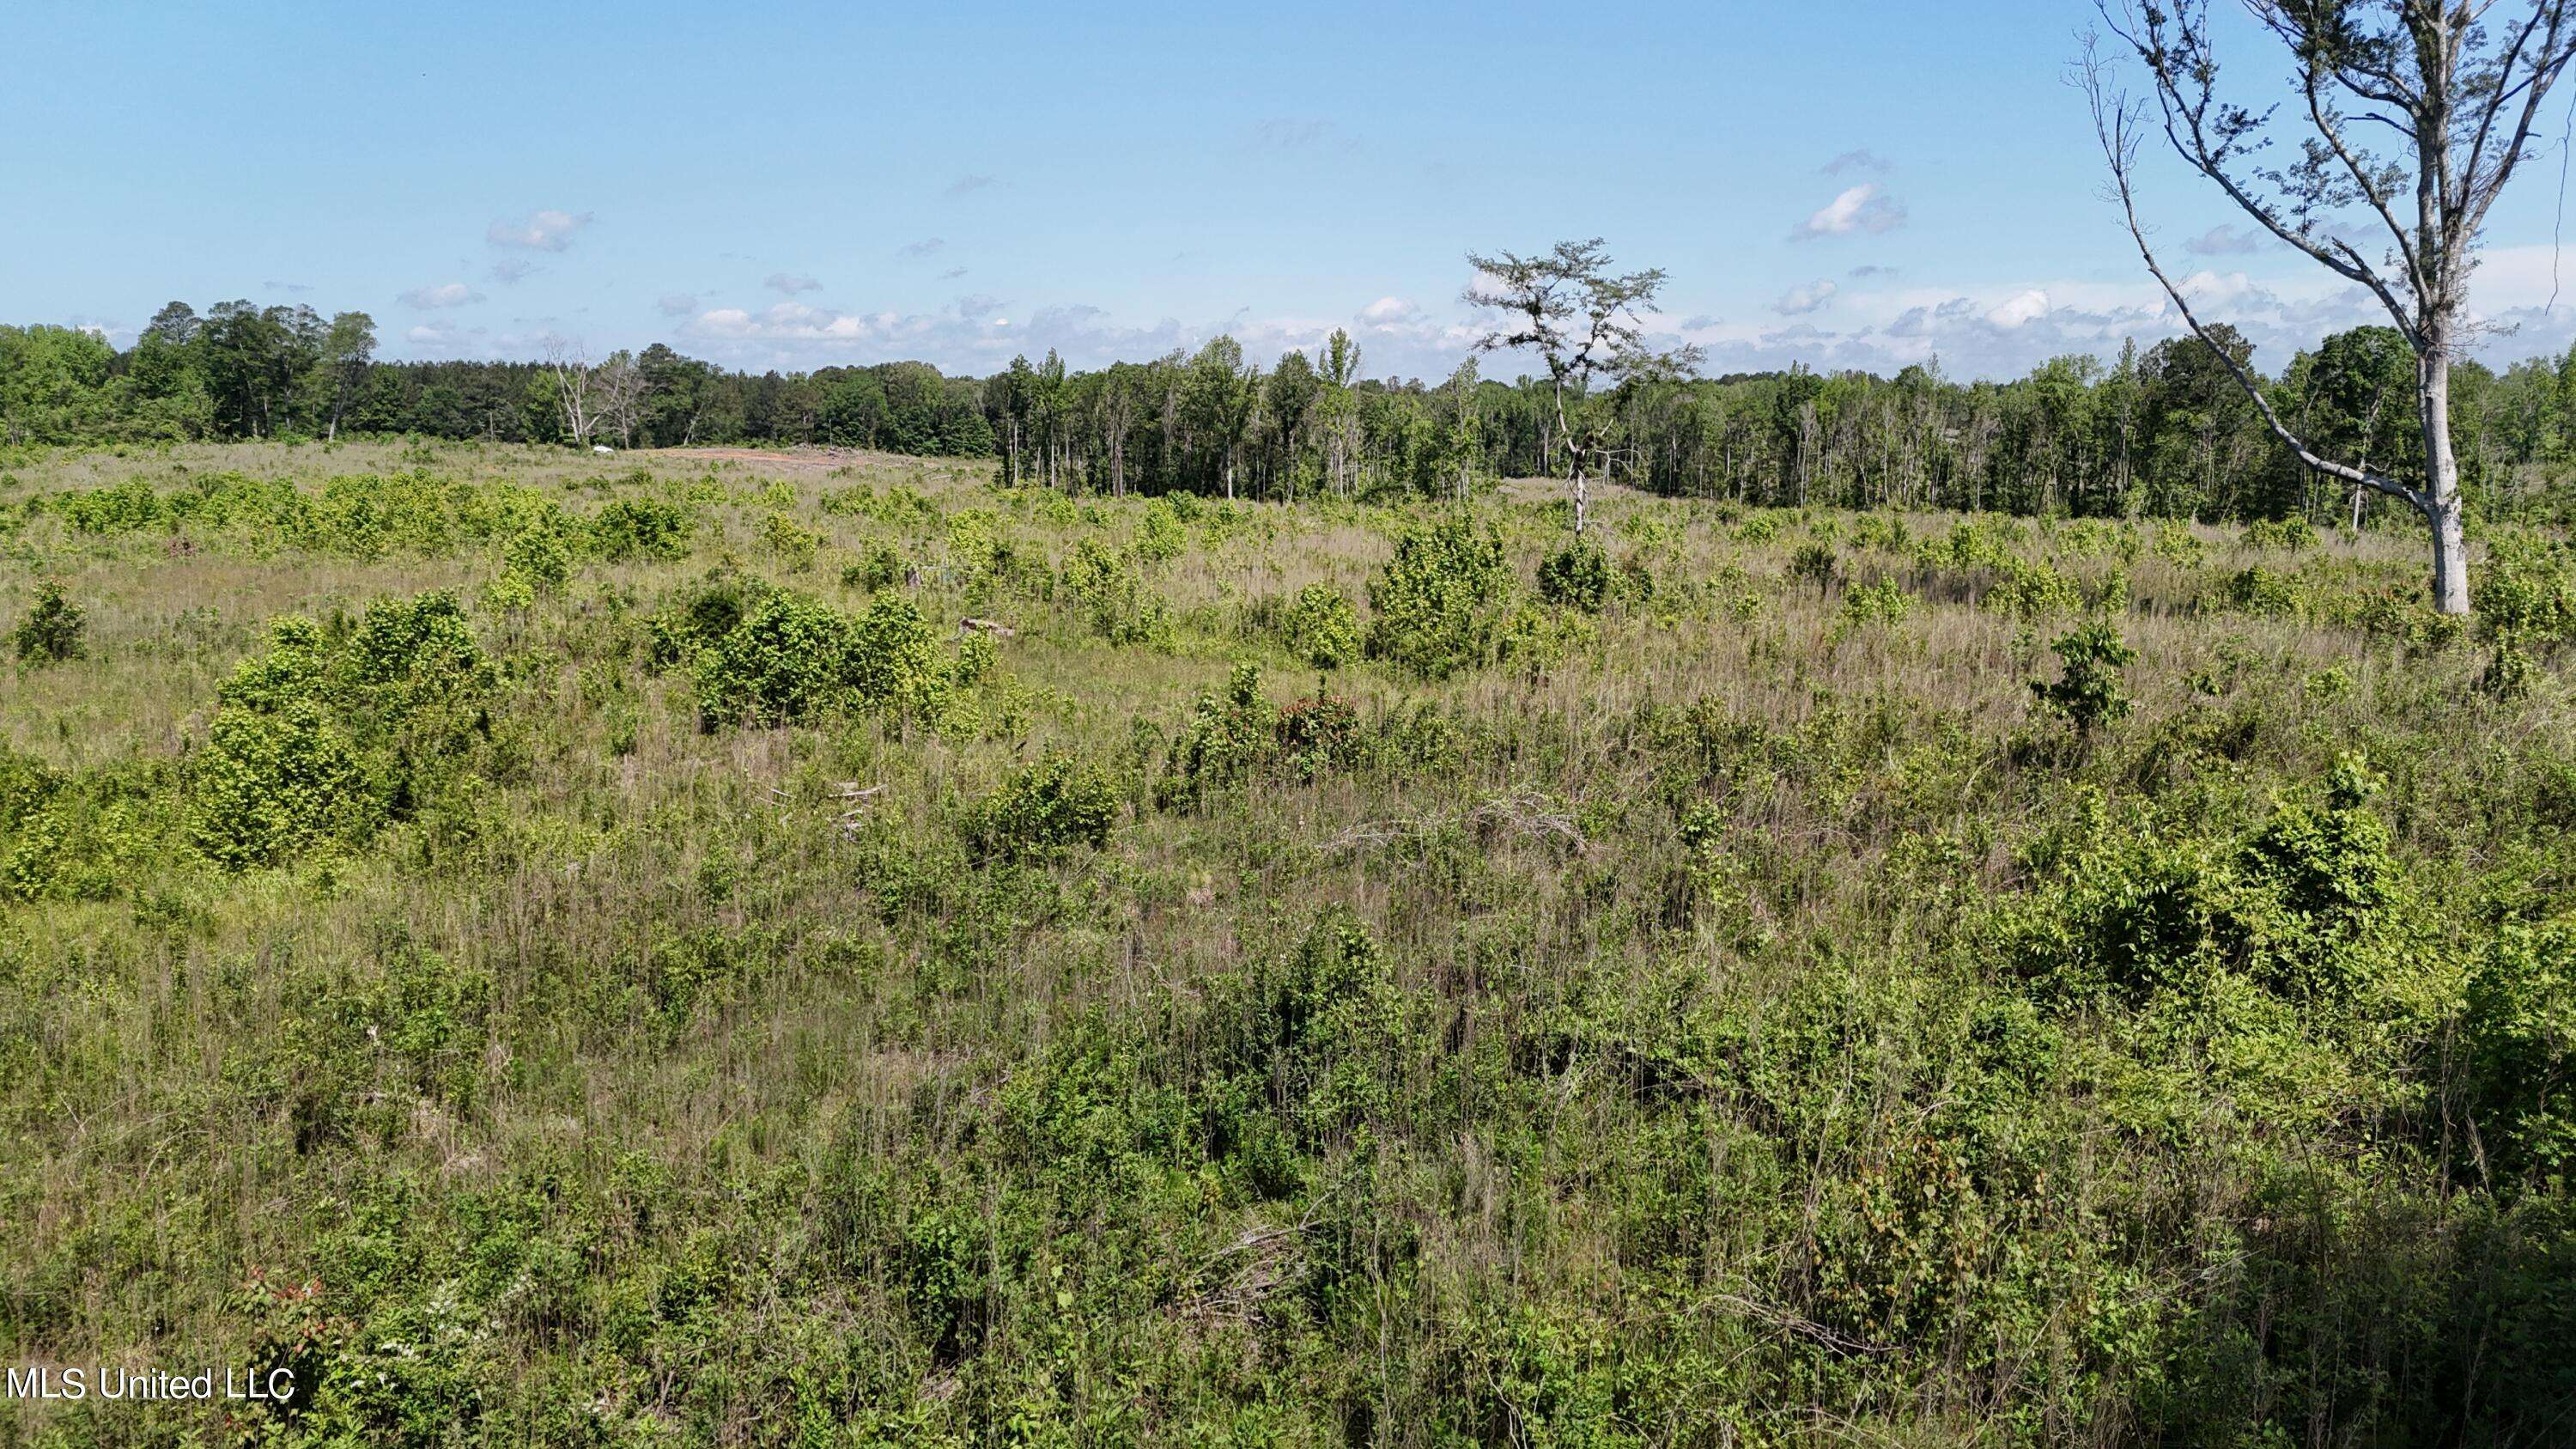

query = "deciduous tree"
[[2081, 2, 2576, 613], [1465, 238, 1698, 536]]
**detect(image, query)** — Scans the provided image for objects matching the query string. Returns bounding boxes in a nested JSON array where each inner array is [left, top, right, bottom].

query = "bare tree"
[[594, 350, 648, 448], [543, 337, 602, 447], [1465, 239, 1699, 537], [2081, 2, 2576, 615]]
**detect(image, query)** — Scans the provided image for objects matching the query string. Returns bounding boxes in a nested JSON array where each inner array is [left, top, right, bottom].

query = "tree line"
[[7, 296, 2576, 527]]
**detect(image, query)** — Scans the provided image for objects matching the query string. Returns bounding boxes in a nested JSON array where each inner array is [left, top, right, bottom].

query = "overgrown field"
[[3, 438, 2573, 1446]]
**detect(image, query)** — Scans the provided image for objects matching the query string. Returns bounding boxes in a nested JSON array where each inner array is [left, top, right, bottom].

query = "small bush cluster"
[[592, 496, 697, 561], [1365, 516, 1509, 679], [10, 580, 83, 662], [967, 752, 1119, 860], [1537, 538, 1613, 612], [1157, 664, 1364, 807], [1060, 537, 1175, 648], [1834, 574, 1912, 631], [1279, 583, 1360, 670], [191, 594, 502, 870], [2242, 515, 2320, 551], [2029, 620, 2136, 739], [687, 588, 979, 729]]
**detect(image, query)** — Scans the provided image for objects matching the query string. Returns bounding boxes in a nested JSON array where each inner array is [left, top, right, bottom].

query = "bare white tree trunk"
[[545, 339, 598, 446], [2421, 345, 2472, 613]]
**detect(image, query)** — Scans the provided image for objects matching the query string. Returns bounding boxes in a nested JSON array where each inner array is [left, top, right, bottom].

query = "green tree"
[[1184, 336, 1259, 499], [1465, 237, 1700, 537], [316, 311, 375, 441]]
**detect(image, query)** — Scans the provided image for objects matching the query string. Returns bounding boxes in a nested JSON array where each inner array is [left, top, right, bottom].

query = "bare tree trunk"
[[1552, 376, 1587, 538], [2420, 346, 2472, 613]]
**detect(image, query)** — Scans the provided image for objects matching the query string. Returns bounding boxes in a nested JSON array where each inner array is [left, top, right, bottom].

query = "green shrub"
[[1365, 516, 1509, 679], [2465, 916, 2576, 1176], [2242, 516, 2319, 551], [502, 514, 575, 588], [758, 510, 822, 570], [1788, 541, 1838, 594], [1281, 583, 1360, 670], [691, 590, 968, 728], [2222, 564, 2306, 618], [1850, 512, 1912, 552], [178, 593, 501, 871], [945, 508, 1007, 576], [1162, 665, 1279, 807], [340, 592, 497, 727], [1538, 538, 1613, 612], [2154, 524, 2211, 567], [1837, 575, 1912, 630], [1134, 498, 1186, 565], [647, 573, 769, 668], [58, 478, 166, 535], [2476, 531, 2576, 644], [2476, 530, 2573, 697], [843, 595, 957, 720], [2, 761, 167, 901], [10, 580, 84, 663], [592, 496, 696, 561], [2030, 621, 2136, 738], [842, 543, 905, 593], [692, 590, 854, 727], [969, 753, 1118, 860], [189, 700, 374, 869], [1060, 537, 1173, 648], [1275, 691, 1360, 780], [1497, 600, 1598, 673], [1987, 557, 2081, 618]]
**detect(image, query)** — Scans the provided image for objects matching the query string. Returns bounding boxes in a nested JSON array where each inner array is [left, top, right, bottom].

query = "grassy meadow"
[[2, 438, 2573, 1446]]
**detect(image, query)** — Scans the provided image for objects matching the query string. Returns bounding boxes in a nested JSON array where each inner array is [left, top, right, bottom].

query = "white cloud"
[[404, 320, 486, 350], [945, 174, 998, 196], [1772, 280, 1838, 316], [1983, 289, 2051, 328], [2185, 225, 2267, 257], [669, 289, 1490, 382], [1823, 149, 1890, 175], [898, 237, 946, 259], [627, 245, 2576, 387], [399, 281, 486, 309], [486, 209, 592, 252], [656, 293, 699, 317], [1792, 184, 1907, 240], [2173, 270, 2275, 308], [486, 258, 542, 284], [765, 272, 823, 295]]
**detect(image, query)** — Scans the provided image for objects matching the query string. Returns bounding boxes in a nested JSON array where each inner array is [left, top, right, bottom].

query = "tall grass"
[[0, 441, 2570, 1446]]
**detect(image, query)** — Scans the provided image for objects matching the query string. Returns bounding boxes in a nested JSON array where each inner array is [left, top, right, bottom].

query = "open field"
[[3, 439, 2573, 1445]]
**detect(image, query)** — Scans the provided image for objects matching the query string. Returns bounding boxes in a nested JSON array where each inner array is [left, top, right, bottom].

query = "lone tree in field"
[[1465, 239, 1698, 537], [2081, 2, 2576, 616]]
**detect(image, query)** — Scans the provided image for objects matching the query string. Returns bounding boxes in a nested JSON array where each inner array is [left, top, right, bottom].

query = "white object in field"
[[592, 444, 615, 454]]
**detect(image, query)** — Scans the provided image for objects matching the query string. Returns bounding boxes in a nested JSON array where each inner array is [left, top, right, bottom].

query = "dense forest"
[[9, 298, 2576, 527]]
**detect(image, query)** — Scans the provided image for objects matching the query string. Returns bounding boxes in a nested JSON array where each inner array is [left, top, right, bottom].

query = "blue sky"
[[13, 0, 2576, 381]]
